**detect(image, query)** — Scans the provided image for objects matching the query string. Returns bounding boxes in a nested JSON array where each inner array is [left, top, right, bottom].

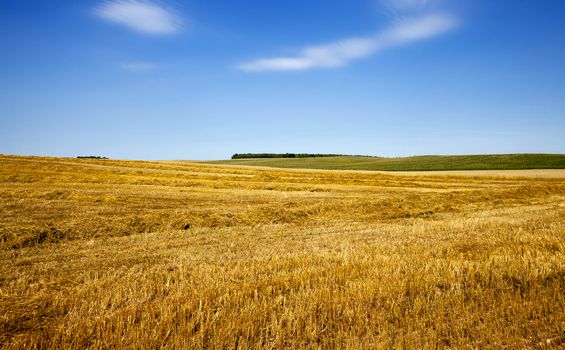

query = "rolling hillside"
[[2, 155, 565, 348], [208, 153, 565, 171]]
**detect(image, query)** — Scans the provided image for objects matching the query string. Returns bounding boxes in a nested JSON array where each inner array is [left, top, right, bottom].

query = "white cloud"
[[120, 62, 158, 72], [95, 0, 183, 35], [381, 0, 449, 21], [383, 0, 441, 12], [237, 14, 457, 72]]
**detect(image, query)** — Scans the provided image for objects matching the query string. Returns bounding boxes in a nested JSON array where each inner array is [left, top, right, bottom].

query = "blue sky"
[[1, 0, 564, 160]]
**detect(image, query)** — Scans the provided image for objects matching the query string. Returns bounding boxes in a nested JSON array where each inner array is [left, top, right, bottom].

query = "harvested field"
[[1, 155, 564, 348]]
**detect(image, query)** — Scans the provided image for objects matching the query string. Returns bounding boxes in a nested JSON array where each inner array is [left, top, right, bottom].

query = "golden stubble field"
[[1, 155, 564, 349]]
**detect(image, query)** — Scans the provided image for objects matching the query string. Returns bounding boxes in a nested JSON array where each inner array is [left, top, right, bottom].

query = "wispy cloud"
[[120, 61, 158, 72], [383, 0, 442, 12], [381, 0, 446, 20], [95, 0, 183, 35], [237, 14, 457, 72]]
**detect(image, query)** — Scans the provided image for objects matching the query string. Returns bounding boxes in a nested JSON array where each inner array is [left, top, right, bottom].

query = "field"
[[1, 155, 565, 348], [208, 153, 565, 172]]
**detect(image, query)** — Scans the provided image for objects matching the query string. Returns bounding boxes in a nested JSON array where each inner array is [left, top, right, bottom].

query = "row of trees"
[[232, 153, 348, 159]]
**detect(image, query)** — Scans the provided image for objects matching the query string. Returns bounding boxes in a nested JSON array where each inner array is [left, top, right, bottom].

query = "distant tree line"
[[231, 153, 362, 159], [77, 156, 109, 159]]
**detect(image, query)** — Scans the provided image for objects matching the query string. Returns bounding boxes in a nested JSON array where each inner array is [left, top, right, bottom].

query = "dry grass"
[[1, 155, 564, 348]]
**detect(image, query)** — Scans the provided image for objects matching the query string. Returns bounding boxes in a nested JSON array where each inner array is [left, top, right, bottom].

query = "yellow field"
[[1, 155, 565, 349]]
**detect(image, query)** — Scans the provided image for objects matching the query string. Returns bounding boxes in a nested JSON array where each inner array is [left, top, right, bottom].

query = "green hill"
[[206, 154, 565, 171]]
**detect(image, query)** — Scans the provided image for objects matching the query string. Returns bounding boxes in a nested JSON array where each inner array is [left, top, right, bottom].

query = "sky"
[[1, 0, 564, 160]]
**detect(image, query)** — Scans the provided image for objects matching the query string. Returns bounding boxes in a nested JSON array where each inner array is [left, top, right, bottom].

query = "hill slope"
[[2, 156, 565, 348], [207, 153, 565, 171]]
